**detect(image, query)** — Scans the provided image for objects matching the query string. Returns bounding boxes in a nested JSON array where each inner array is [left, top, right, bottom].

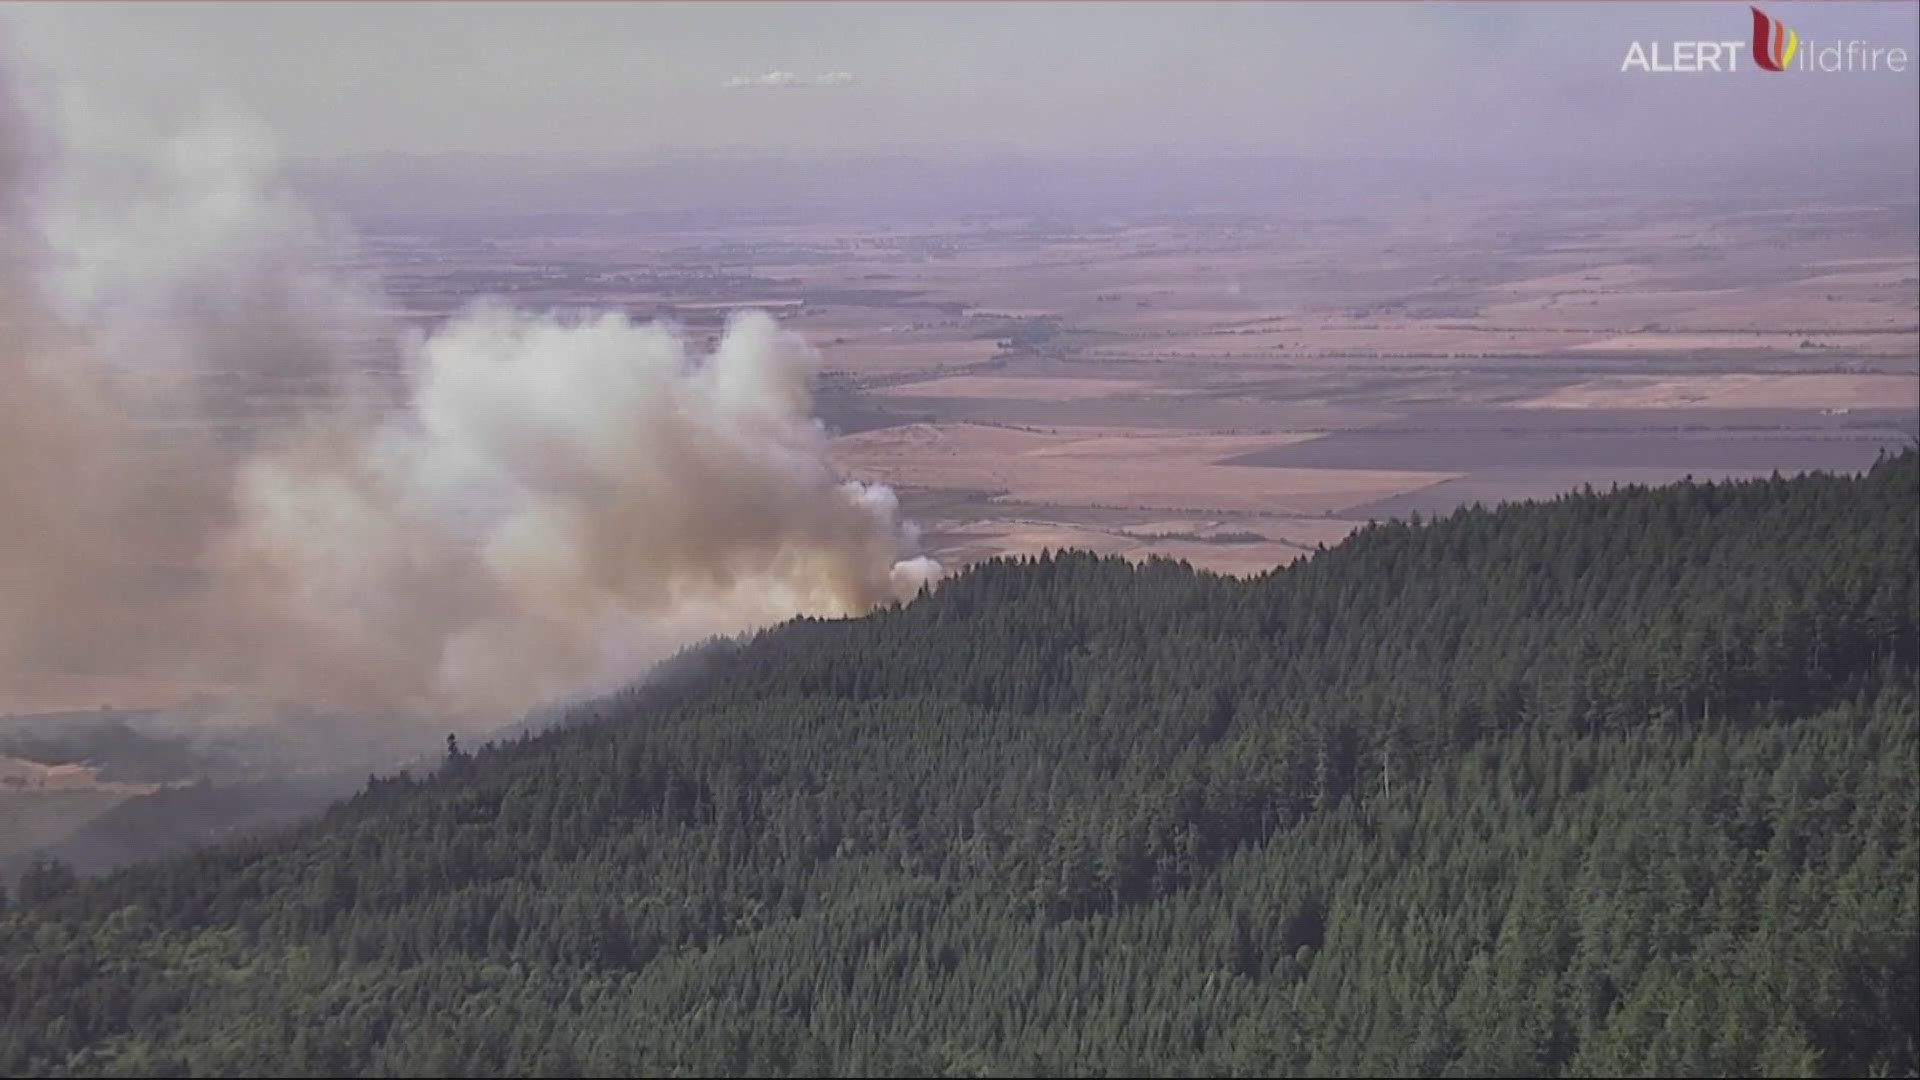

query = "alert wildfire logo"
[[1750, 7, 1799, 73], [1620, 7, 1910, 75]]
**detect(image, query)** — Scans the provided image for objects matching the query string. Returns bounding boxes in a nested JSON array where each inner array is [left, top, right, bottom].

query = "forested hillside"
[[2, 454, 1915, 1077]]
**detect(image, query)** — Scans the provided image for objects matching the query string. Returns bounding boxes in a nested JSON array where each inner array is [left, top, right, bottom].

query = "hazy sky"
[[4, 2, 1917, 167]]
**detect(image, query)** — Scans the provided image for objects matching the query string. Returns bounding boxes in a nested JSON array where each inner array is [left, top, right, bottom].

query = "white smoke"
[[220, 305, 939, 716], [0, 64, 938, 727]]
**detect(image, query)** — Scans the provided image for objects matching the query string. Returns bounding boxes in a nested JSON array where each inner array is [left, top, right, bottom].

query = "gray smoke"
[[0, 62, 937, 728]]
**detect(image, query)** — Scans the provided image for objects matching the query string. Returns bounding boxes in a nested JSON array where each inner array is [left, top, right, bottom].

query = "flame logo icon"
[[1751, 6, 1800, 72]]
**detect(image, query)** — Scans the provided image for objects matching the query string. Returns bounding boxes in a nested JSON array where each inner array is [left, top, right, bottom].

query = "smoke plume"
[[0, 62, 937, 729]]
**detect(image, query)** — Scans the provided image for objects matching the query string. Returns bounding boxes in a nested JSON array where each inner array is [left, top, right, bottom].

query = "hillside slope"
[[2, 453, 1915, 1077]]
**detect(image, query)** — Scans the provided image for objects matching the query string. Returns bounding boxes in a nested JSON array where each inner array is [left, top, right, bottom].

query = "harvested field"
[[1572, 331, 1915, 355], [873, 376, 1146, 400], [835, 423, 1455, 515], [0, 757, 159, 796], [1522, 374, 1920, 411], [1225, 428, 1903, 474]]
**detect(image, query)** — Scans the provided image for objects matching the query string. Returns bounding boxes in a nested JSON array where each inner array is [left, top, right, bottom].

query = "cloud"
[[723, 70, 858, 90]]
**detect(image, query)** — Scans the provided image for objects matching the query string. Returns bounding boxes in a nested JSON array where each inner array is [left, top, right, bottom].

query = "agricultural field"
[[345, 190, 1917, 579]]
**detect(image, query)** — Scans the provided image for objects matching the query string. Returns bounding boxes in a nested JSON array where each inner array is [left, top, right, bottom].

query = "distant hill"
[[0, 706, 440, 883], [1, 453, 1914, 1077], [19, 773, 366, 881]]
